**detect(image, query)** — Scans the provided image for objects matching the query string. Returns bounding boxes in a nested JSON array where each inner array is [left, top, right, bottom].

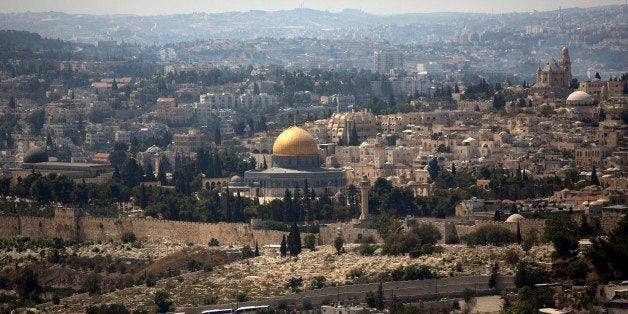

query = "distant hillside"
[[0, 30, 79, 59], [0, 6, 623, 45]]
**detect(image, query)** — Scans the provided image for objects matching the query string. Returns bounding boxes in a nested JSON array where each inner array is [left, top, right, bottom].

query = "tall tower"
[[560, 46, 572, 87], [359, 175, 370, 221]]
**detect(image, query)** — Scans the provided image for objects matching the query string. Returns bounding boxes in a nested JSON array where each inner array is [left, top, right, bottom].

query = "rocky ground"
[[21, 241, 554, 313]]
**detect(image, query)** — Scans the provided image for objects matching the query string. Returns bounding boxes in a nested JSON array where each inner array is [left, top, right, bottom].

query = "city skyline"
[[0, 0, 625, 16]]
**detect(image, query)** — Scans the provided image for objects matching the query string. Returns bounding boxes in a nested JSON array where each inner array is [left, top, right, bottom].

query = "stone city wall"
[[0, 208, 621, 247], [0, 209, 289, 247], [318, 222, 382, 245]]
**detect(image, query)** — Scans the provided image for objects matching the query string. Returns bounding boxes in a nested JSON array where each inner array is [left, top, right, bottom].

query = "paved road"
[[179, 275, 515, 313]]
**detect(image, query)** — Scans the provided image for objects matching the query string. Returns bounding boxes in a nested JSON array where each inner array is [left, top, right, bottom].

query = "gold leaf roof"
[[272, 126, 318, 156]]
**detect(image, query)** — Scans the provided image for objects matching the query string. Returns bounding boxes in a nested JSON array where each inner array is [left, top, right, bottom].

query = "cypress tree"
[[214, 125, 221, 145], [591, 166, 600, 186], [157, 162, 167, 185], [288, 222, 301, 256], [516, 221, 522, 244], [213, 153, 222, 178], [376, 282, 384, 310], [280, 235, 287, 257], [8, 96, 16, 109], [283, 189, 293, 222], [144, 162, 156, 181], [5, 129, 13, 148], [349, 123, 359, 146]]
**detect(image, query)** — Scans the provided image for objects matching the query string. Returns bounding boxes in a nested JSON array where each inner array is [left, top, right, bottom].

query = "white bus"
[[235, 305, 270, 313], [201, 309, 233, 314]]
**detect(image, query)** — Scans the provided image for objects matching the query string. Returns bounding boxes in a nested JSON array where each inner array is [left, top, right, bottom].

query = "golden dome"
[[272, 126, 318, 156]]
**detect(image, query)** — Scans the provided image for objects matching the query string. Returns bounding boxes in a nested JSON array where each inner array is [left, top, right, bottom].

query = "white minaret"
[[359, 175, 370, 221]]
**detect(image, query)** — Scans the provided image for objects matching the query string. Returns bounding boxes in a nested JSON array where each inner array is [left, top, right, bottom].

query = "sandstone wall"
[[0, 209, 290, 247], [1, 207, 621, 248], [0, 216, 21, 238]]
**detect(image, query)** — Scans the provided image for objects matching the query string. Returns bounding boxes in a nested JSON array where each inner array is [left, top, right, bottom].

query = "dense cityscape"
[[0, 2, 626, 314]]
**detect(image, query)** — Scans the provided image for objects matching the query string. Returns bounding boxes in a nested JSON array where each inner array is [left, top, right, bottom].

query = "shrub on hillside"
[[463, 224, 516, 246], [121, 231, 136, 243]]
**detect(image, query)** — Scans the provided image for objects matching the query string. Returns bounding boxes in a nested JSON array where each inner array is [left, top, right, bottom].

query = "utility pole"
[[435, 276, 438, 299]]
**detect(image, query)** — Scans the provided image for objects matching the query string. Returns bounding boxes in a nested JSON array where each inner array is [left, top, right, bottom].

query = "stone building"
[[535, 46, 572, 88], [327, 110, 379, 146], [373, 50, 403, 74]]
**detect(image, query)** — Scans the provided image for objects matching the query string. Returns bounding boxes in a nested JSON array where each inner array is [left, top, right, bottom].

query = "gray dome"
[[230, 175, 243, 184], [23, 146, 48, 163]]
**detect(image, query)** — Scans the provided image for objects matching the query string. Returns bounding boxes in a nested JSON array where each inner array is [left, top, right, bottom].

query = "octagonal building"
[[244, 126, 346, 198]]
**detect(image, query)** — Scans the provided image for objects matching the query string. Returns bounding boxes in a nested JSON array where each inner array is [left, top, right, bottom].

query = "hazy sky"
[[0, 0, 625, 15]]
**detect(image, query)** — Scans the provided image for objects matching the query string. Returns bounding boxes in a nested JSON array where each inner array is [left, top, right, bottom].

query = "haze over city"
[[0, 1, 626, 314], [1, 0, 626, 15]]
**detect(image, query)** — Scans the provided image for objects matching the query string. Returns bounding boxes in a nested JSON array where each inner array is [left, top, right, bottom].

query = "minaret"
[[560, 46, 572, 87], [359, 175, 370, 221], [536, 66, 542, 85]]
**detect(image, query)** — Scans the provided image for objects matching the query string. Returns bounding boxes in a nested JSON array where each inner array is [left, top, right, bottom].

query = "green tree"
[[30, 178, 52, 204], [371, 212, 402, 239], [591, 166, 600, 186], [349, 123, 359, 146], [122, 158, 144, 188], [376, 281, 385, 310], [545, 215, 579, 260], [285, 276, 303, 293], [154, 290, 172, 313], [516, 221, 522, 244], [109, 142, 128, 170], [428, 157, 439, 181], [436, 144, 450, 153], [16, 268, 41, 300], [26, 109, 45, 135], [304, 234, 316, 251], [280, 235, 287, 257], [287, 222, 302, 256], [463, 224, 516, 246], [240, 245, 254, 258], [492, 92, 506, 110], [121, 231, 136, 243], [586, 214, 628, 279], [488, 262, 499, 288], [365, 291, 377, 308], [412, 223, 442, 245], [214, 125, 221, 146], [522, 228, 538, 253], [82, 272, 102, 296], [514, 262, 549, 288], [157, 162, 167, 185], [334, 236, 344, 255], [310, 276, 326, 289]]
